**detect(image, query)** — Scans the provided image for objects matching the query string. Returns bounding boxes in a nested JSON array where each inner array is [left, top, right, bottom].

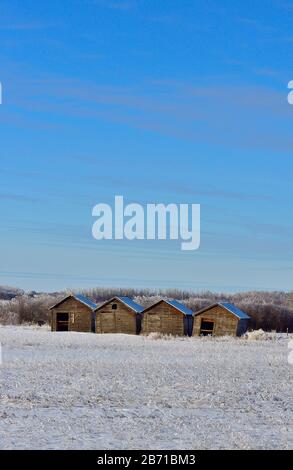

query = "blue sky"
[[0, 0, 293, 292]]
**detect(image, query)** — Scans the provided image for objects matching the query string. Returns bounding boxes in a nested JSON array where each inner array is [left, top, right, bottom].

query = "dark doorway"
[[56, 312, 69, 331], [91, 312, 96, 333], [136, 314, 143, 335], [184, 316, 194, 336], [200, 319, 214, 336]]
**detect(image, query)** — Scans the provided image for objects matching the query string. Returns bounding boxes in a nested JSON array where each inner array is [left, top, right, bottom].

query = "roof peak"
[[95, 296, 144, 313], [195, 301, 250, 320], [50, 293, 97, 310], [143, 298, 193, 316]]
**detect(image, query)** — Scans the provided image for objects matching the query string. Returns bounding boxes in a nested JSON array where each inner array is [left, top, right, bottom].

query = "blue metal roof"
[[74, 294, 97, 310], [218, 302, 250, 320], [166, 299, 193, 316], [116, 296, 144, 313]]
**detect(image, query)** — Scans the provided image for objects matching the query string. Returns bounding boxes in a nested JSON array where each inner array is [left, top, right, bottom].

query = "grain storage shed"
[[193, 302, 250, 337], [142, 299, 194, 336], [50, 294, 97, 332], [95, 296, 144, 335]]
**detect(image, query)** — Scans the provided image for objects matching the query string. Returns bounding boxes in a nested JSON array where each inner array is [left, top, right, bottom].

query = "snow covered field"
[[0, 326, 292, 450]]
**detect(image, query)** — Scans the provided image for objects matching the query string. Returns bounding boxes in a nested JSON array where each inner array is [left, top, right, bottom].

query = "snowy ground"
[[0, 326, 292, 450]]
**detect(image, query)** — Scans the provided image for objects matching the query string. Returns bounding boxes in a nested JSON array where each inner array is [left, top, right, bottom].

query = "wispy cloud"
[[275, 1, 293, 10], [0, 22, 52, 31], [237, 17, 277, 33], [280, 35, 293, 42], [85, 175, 270, 202], [253, 67, 280, 77], [246, 222, 293, 239], [162, 184, 270, 202], [0, 193, 42, 203], [148, 15, 181, 24], [4, 75, 293, 154], [92, 0, 137, 10], [107, 1, 137, 10], [78, 52, 105, 60]]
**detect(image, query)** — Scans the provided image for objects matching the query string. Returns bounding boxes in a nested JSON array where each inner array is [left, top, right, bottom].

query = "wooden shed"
[[50, 294, 97, 332], [193, 302, 250, 337], [142, 299, 194, 336], [95, 296, 144, 335]]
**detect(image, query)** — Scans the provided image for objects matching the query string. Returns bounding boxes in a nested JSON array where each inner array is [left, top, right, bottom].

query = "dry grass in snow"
[[0, 326, 292, 450]]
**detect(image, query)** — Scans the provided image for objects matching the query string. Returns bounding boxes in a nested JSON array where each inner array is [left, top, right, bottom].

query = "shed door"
[[184, 316, 194, 336], [91, 312, 96, 333], [56, 312, 69, 331], [101, 312, 116, 333], [200, 319, 214, 336]]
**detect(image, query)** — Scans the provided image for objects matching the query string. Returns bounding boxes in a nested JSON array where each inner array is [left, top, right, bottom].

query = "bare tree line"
[[0, 286, 293, 332]]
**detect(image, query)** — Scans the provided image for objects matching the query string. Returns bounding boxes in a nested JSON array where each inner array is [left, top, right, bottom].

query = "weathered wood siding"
[[51, 297, 92, 332], [142, 302, 185, 336], [193, 304, 238, 337], [96, 300, 137, 334]]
